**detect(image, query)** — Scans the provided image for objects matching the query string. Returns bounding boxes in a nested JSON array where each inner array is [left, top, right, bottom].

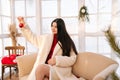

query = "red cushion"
[[1, 54, 17, 64]]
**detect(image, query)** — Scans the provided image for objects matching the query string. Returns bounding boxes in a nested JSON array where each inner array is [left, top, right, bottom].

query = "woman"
[[17, 17, 78, 80]]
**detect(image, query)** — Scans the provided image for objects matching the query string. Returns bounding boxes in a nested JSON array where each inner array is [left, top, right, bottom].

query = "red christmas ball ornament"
[[19, 23, 24, 28]]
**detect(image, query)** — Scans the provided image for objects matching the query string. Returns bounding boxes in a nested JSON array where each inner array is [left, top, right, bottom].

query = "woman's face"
[[51, 22, 58, 34]]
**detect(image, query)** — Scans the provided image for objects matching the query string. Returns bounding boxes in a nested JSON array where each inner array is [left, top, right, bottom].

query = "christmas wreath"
[[78, 5, 89, 22]]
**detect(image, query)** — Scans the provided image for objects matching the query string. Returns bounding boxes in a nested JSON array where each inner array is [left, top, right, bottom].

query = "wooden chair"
[[1, 46, 25, 80]]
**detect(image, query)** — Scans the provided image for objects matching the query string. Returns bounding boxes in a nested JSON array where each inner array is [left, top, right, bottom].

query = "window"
[[85, 0, 112, 55], [0, 0, 37, 57], [0, 0, 119, 54], [41, 0, 79, 51]]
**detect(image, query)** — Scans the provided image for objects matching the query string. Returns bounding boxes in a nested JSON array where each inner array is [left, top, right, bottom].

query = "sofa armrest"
[[93, 64, 119, 80], [73, 52, 118, 80], [16, 53, 37, 77]]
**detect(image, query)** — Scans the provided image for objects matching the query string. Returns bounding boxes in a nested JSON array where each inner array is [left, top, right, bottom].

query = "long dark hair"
[[51, 18, 78, 56]]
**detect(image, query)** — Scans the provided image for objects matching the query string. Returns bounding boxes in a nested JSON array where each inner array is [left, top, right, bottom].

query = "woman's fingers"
[[17, 16, 24, 23]]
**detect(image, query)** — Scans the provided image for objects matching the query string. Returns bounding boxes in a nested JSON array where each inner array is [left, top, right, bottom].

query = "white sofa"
[[16, 52, 119, 80]]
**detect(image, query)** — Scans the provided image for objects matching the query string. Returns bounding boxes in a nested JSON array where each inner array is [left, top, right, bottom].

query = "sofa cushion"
[[72, 52, 118, 80], [16, 53, 37, 77]]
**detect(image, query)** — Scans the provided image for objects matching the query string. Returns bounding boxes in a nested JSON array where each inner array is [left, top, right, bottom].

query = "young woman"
[[17, 17, 78, 80]]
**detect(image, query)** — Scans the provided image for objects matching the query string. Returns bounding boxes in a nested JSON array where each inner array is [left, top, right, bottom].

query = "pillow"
[[72, 52, 118, 80], [1, 54, 17, 64]]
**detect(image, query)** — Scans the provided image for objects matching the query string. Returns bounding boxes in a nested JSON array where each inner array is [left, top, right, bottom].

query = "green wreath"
[[78, 5, 89, 22]]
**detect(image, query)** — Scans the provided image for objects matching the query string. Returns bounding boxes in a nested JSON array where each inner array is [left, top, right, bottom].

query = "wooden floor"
[[1, 71, 19, 80], [0, 62, 19, 80], [4, 74, 19, 80]]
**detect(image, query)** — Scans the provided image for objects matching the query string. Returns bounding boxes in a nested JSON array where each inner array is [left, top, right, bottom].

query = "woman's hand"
[[17, 16, 25, 24], [17, 16, 25, 28], [47, 58, 56, 66]]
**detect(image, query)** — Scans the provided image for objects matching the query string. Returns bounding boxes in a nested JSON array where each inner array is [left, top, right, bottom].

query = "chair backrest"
[[5, 46, 25, 56]]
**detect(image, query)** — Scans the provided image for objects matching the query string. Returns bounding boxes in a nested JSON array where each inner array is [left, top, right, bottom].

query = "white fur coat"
[[20, 24, 79, 80]]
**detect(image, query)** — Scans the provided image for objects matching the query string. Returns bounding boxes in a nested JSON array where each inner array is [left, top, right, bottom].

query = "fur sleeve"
[[20, 24, 44, 48], [55, 54, 77, 67]]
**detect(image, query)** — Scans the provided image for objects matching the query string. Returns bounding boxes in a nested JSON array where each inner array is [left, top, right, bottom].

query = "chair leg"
[[14, 66, 18, 77], [10, 67, 12, 79], [2, 65, 4, 80]]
